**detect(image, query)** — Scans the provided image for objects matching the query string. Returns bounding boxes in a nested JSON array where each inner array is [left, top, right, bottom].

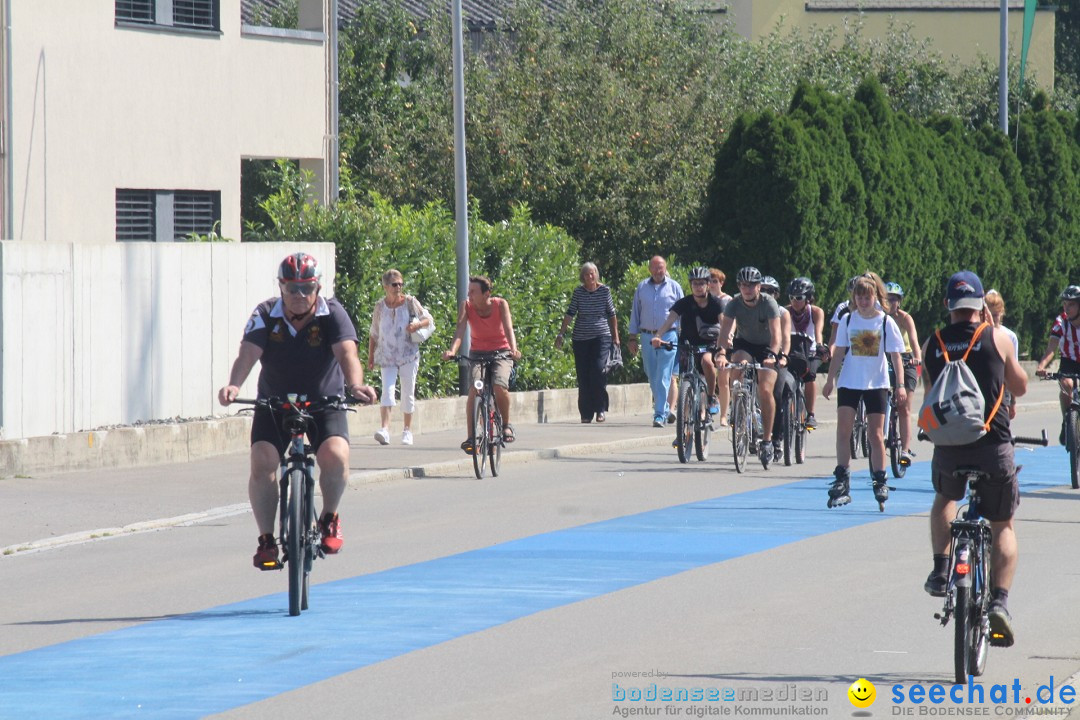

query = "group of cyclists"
[[216, 252, 1080, 652]]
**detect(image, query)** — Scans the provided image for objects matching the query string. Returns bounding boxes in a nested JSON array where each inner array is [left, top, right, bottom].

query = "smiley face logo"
[[847, 678, 876, 708]]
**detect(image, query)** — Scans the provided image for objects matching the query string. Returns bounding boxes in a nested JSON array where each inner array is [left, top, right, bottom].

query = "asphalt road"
[[1, 381, 1079, 719]]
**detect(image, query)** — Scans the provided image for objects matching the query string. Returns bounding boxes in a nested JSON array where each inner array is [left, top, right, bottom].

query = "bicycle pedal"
[[257, 560, 283, 571]]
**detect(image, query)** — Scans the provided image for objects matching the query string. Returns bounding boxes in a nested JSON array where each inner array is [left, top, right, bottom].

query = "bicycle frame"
[[726, 362, 763, 473], [672, 342, 713, 463], [1043, 372, 1080, 489], [455, 352, 511, 479], [936, 468, 993, 684], [233, 394, 359, 616]]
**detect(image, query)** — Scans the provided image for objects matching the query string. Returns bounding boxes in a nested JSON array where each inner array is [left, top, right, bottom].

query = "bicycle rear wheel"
[[953, 585, 973, 685], [732, 394, 750, 473], [676, 380, 694, 464], [472, 396, 489, 479], [286, 468, 305, 617], [695, 382, 710, 461], [489, 408, 503, 477], [1068, 409, 1080, 490], [794, 386, 807, 465]]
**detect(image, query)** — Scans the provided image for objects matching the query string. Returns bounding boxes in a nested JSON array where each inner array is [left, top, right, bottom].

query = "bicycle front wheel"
[[794, 387, 807, 465], [676, 380, 694, 464], [781, 388, 795, 467], [732, 394, 750, 473], [1068, 409, 1080, 490], [695, 382, 710, 462], [489, 407, 503, 477], [889, 406, 907, 478], [472, 396, 489, 479], [286, 468, 305, 617]]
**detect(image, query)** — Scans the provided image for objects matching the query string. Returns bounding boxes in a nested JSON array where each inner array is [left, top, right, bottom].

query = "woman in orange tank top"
[[443, 276, 522, 453]]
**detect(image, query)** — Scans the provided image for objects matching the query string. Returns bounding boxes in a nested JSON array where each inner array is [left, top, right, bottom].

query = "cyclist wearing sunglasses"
[[785, 277, 826, 430], [218, 252, 378, 569]]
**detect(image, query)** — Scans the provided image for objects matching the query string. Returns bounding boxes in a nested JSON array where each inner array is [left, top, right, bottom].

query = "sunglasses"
[[690, 279, 708, 286], [284, 282, 318, 296], [790, 294, 807, 301], [388, 282, 404, 288]]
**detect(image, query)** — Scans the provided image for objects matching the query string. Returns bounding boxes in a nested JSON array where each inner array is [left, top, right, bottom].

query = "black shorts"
[[732, 337, 774, 365], [250, 406, 350, 457], [932, 442, 1019, 522], [787, 352, 821, 382], [1059, 356, 1080, 376], [837, 387, 889, 414], [899, 353, 919, 391]]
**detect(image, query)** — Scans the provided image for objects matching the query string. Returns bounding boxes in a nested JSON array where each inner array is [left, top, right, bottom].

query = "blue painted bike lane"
[[0, 449, 1066, 719]]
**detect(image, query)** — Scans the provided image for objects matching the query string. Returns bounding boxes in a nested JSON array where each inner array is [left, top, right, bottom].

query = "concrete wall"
[[8, 0, 327, 243], [0, 240, 335, 440], [724, 0, 1055, 89]]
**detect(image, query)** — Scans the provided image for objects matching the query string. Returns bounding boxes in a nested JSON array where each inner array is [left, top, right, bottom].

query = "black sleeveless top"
[[923, 321, 1010, 447]]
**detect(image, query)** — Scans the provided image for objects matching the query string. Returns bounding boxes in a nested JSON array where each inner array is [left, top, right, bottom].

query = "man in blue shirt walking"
[[628, 255, 684, 426]]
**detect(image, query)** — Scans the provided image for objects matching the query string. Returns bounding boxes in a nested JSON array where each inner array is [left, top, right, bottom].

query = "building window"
[[116, 189, 221, 242], [116, 0, 219, 31], [116, 0, 155, 24]]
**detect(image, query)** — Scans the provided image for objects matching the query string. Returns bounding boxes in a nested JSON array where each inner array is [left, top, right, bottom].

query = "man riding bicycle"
[[717, 266, 782, 467], [650, 266, 725, 416], [1035, 284, 1080, 446], [761, 276, 796, 461], [218, 253, 378, 569], [921, 271, 1027, 647]]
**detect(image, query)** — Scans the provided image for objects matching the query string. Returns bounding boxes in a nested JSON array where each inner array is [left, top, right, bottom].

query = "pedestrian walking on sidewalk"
[[368, 269, 433, 446], [556, 262, 620, 423]]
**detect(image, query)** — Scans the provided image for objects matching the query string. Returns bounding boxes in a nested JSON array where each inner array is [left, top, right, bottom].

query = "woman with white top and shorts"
[[822, 272, 907, 509]]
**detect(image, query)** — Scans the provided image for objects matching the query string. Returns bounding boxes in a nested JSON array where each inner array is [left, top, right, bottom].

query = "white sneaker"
[[374, 427, 390, 445], [401, 429, 414, 445]]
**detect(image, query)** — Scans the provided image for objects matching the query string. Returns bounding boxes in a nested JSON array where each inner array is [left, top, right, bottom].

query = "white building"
[[0, 0, 338, 441]]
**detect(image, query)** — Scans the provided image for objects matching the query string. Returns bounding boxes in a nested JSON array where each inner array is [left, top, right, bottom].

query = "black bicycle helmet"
[[846, 275, 861, 293], [788, 276, 814, 298], [1061, 285, 1080, 301], [737, 266, 762, 284], [761, 276, 780, 294], [688, 266, 711, 282]]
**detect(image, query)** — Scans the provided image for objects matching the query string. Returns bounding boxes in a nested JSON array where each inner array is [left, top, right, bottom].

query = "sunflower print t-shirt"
[[834, 310, 904, 390]]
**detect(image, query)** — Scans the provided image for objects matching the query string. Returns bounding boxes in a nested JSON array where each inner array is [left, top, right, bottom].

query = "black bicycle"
[[233, 394, 363, 616], [726, 361, 765, 472], [927, 431, 1046, 684], [452, 351, 512, 479], [661, 341, 713, 463], [1043, 372, 1080, 489]]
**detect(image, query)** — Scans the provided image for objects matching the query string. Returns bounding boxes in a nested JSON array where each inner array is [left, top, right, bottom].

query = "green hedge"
[[700, 78, 1080, 356], [254, 165, 581, 396]]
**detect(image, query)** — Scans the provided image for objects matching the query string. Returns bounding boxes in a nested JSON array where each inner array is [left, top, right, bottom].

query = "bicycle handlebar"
[[1042, 372, 1080, 381], [231, 394, 369, 412], [444, 350, 513, 365], [724, 361, 764, 371], [917, 428, 1048, 446]]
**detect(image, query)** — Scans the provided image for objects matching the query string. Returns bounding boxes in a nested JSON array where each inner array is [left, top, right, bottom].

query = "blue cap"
[[946, 270, 985, 311]]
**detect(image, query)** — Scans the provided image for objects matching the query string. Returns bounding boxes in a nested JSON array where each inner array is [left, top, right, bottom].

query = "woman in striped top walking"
[[556, 263, 621, 423]]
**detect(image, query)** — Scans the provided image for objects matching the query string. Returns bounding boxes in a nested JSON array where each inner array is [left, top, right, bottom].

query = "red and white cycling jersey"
[[1050, 312, 1080, 362]]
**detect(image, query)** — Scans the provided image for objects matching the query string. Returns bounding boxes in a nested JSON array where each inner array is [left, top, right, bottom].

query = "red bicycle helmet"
[[278, 253, 322, 283]]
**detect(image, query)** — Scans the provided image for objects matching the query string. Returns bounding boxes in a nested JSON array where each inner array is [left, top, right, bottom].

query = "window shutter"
[[173, 191, 220, 240], [116, 190, 156, 241], [116, 0, 155, 23], [173, 0, 217, 30]]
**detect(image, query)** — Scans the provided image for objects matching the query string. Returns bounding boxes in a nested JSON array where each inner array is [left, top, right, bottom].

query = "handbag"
[[603, 342, 623, 375], [408, 296, 435, 344]]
